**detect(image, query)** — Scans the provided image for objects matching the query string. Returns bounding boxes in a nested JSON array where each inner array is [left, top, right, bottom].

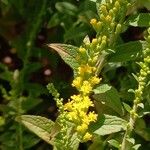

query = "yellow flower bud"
[[115, 24, 122, 34], [100, 5, 108, 15], [114, 1, 120, 10], [79, 47, 86, 53], [106, 15, 112, 23], [90, 18, 97, 25], [92, 38, 98, 45]]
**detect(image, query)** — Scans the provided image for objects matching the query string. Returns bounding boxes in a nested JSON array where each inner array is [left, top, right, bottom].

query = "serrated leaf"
[[90, 114, 127, 136], [17, 115, 60, 145], [108, 41, 143, 62], [126, 13, 150, 27], [93, 84, 124, 115], [48, 43, 79, 76]]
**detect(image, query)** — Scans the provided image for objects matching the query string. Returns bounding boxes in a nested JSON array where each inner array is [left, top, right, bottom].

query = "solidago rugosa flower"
[[63, 0, 131, 142], [48, 0, 132, 145]]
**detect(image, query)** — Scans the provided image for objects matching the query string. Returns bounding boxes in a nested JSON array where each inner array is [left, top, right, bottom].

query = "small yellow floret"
[[64, 101, 73, 111], [83, 132, 92, 141], [88, 112, 98, 122], [80, 81, 92, 94], [90, 76, 101, 85], [76, 123, 88, 133], [72, 77, 82, 88], [78, 65, 93, 75], [71, 95, 82, 102]]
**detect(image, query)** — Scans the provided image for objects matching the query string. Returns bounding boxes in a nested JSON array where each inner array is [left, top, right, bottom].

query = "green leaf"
[[55, 2, 78, 16], [126, 13, 150, 27], [132, 144, 141, 150], [123, 102, 132, 113], [108, 139, 120, 148], [108, 41, 143, 62], [135, 118, 150, 141], [64, 24, 89, 42], [93, 84, 124, 115], [23, 134, 40, 149], [48, 43, 79, 76], [90, 114, 127, 136], [47, 13, 62, 28], [137, 0, 150, 10], [17, 115, 60, 145]]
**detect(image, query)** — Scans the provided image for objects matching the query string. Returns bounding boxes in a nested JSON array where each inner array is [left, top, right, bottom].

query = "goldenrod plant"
[[0, 0, 150, 150]]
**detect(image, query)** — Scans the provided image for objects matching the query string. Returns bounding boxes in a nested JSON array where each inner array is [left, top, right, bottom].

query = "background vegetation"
[[0, 0, 150, 150]]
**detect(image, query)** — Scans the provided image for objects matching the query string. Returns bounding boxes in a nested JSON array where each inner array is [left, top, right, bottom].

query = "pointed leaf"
[[93, 84, 124, 115], [17, 115, 60, 145], [90, 114, 127, 136], [108, 41, 143, 62], [108, 139, 120, 148], [126, 13, 150, 27], [55, 2, 78, 16], [48, 43, 79, 75]]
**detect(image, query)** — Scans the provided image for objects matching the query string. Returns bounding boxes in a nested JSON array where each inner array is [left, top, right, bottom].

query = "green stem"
[[22, 0, 47, 83], [15, 1, 47, 149]]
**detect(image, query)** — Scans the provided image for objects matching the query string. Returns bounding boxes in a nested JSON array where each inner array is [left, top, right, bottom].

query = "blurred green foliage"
[[0, 0, 150, 150]]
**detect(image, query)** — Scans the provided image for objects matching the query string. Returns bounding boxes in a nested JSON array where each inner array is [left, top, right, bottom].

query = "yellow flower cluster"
[[64, 63, 101, 141], [62, 0, 130, 143]]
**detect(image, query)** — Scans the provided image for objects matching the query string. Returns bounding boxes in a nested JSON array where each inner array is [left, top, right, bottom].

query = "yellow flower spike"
[[72, 77, 82, 88], [83, 132, 92, 141], [80, 81, 92, 94]]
